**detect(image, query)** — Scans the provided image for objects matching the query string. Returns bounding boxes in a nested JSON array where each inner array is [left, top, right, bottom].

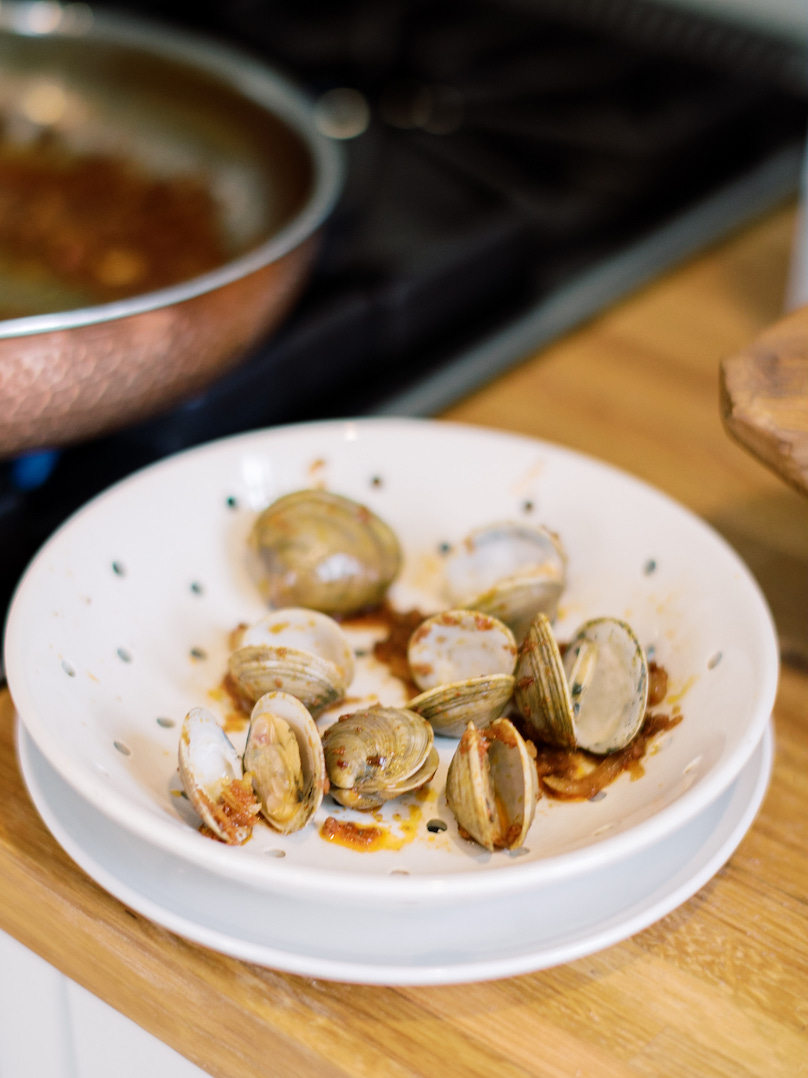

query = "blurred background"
[[1, 0, 806, 623]]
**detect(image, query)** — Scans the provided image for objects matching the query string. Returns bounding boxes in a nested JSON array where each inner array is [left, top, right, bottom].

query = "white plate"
[[15, 716, 774, 985], [3, 418, 779, 905]]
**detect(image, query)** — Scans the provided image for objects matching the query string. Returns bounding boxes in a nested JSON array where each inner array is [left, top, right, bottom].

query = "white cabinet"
[[0, 929, 206, 1078]]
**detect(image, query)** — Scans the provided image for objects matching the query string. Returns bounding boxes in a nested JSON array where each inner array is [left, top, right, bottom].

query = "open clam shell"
[[514, 614, 648, 754], [243, 691, 327, 834], [443, 522, 567, 642], [228, 607, 355, 717], [177, 706, 259, 845], [250, 488, 402, 616], [322, 705, 438, 811], [408, 673, 515, 738], [407, 609, 517, 692], [445, 718, 538, 851]]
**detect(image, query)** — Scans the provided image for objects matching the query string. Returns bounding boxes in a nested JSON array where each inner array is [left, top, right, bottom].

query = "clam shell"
[[250, 489, 402, 616], [514, 613, 648, 753], [407, 609, 517, 692], [408, 673, 515, 738], [563, 617, 648, 754], [445, 718, 538, 851], [177, 706, 258, 844], [243, 691, 327, 833], [322, 705, 437, 810], [513, 612, 576, 749], [228, 608, 354, 717], [443, 522, 567, 641]]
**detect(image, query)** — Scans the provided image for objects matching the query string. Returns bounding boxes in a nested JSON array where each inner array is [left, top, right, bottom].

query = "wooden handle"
[[720, 303, 808, 497]]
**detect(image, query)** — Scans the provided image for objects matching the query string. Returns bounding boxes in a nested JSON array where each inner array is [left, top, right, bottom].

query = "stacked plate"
[[4, 419, 778, 985]]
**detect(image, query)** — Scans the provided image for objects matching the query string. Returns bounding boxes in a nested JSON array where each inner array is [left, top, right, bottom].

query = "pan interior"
[[0, 25, 315, 318]]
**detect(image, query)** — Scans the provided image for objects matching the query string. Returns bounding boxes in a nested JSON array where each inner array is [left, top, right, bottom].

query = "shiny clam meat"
[[250, 489, 403, 616], [243, 691, 328, 834], [228, 607, 355, 717], [322, 706, 440, 811], [178, 706, 259, 845], [406, 609, 517, 737], [514, 614, 649, 754], [446, 717, 539, 851], [443, 521, 567, 642]]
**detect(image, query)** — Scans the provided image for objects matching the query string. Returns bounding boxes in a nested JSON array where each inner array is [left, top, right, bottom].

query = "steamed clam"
[[227, 607, 355, 717], [514, 613, 648, 754], [445, 717, 538, 851], [443, 521, 567, 642], [244, 691, 328, 833], [322, 705, 439, 810], [406, 609, 517, 737], [250, 489, 403, 616], [178, 706, 259, 845]]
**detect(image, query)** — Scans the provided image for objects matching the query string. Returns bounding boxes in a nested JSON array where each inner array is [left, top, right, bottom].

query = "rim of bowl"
[[0, 1, 346, 339]]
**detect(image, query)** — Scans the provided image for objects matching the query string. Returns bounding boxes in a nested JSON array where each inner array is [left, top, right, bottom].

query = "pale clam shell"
[[407, 609, 517, 692], [443, 522, 566, 642], [243, 691, 327, 834], [250, 488, 402, 616], [445, 718, 538, 851], [177, 706, 258, 845], [228, 607, 354, 717]]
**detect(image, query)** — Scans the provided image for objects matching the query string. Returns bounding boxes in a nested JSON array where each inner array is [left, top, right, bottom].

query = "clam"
[[445, 717, 538, 851], [228, 607, 355, 717], [250, 489, 403, 616], [443, 522, 567, 642], [243, 691, 328, 833], [322, 706, 439, 810], [406, 609, 517, 737], [514, 614, 648, 754], [178, 706, 259, 845]]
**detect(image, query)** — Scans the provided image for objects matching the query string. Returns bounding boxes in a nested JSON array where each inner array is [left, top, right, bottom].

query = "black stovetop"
[[1, 0, 806, 626]]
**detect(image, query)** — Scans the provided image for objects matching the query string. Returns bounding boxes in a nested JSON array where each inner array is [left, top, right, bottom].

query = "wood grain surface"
[[1, 202, 806, 1078]]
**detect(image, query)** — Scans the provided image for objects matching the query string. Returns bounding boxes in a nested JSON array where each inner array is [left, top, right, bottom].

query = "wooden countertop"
[[2, 203, 807, 1078]]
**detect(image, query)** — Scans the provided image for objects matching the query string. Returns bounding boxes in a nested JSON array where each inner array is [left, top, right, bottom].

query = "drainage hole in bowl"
[[61, 659, 76, 677], [190, 581, 204, 596], [117, 647, 132, 663], [707, 651, 723, 670], [426, 818, 447, 833], [264, 848, 286, 858], [113, 740, 132, 756], [156, 716, 175, 729], [112, 561, 126, 577]]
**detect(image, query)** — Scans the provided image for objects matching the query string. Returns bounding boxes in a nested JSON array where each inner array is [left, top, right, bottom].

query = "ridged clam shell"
[[243, 691, 327, 833], [228, 608, 354, 717], [322, 705, 436, 810], [445, 718, 538, 851], [513, 612, 576, 749], [250, 489, 402, 616], [408, 673, 515, 738]]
